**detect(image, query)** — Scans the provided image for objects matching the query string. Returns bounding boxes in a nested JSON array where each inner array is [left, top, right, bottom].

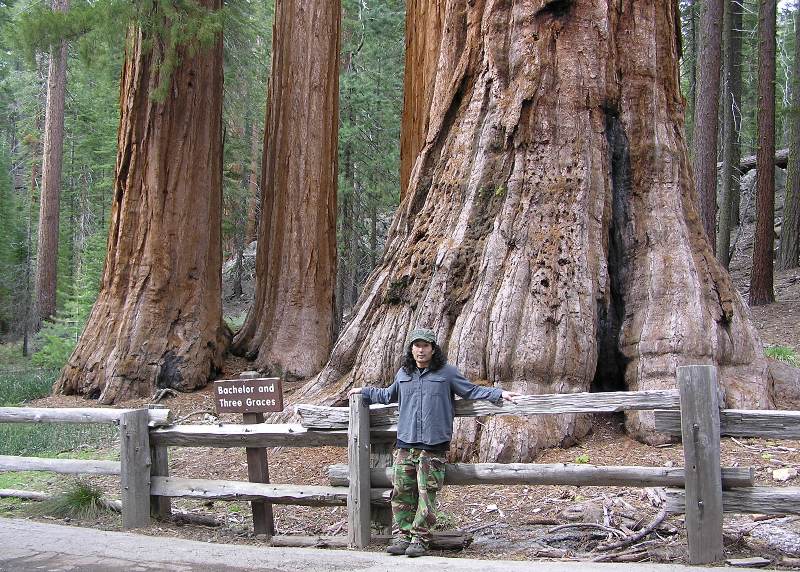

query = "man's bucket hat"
[[408, 327, 436, 345]]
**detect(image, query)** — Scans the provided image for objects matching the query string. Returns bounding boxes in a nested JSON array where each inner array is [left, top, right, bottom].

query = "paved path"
[[0, 518, 764, 572]]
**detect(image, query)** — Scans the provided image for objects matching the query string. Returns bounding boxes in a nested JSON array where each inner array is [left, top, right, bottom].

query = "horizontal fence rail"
[[655, 409, 800, 439], [0, 455, 121, 475], [149, 423, 396, 448], [0, 407, 172, 427], [326, 463, 755, 489], [665, 487, 800, 515], [151, 477, 354, 506], [298, 389, 681, 429]]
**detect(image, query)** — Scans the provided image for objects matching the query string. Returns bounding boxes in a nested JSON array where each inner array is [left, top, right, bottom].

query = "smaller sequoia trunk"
[[231, 0, 339, 380], [35, 0, 69, 324], [55, 5, 229, 403], [292, 1, 772, 462]]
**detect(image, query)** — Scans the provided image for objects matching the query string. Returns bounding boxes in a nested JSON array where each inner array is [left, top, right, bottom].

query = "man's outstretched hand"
[[501, 391, 522, 403], [348, 387, 363, 397]]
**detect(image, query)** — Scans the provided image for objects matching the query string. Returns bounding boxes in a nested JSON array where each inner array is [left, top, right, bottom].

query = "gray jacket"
[[361, 363, 503, 446]]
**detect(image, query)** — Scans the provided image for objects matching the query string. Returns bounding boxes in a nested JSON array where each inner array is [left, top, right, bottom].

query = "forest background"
[[0, 0, 798, 397]]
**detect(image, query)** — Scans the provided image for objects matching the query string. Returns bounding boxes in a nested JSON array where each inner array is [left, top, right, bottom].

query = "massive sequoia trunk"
[[294, 0, 773, 462], [231, 0, 339, 380], [54, 2, 229, 403]]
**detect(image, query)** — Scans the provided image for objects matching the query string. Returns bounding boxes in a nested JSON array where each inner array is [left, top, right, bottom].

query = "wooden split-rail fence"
[[2, 365, 800, 563]]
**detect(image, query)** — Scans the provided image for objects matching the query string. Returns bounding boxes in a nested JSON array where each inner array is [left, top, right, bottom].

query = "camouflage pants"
[[391, 448, 446, 545]]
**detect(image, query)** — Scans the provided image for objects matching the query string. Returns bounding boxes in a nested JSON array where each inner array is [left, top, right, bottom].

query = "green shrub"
[[34, 479, 114, 520], [33, 230, 106, 370], [765, 345, 799, 367]]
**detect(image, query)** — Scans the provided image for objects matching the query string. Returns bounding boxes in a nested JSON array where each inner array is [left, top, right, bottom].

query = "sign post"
[[214, 373, 283, 537]]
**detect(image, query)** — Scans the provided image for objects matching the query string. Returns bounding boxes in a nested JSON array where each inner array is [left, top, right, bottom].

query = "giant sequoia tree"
[[54, 1, 229, 403], [294, 1, 773, 462], [232, 0, 339, 380]]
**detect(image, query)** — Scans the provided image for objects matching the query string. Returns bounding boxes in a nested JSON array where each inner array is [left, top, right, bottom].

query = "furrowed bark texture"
[[399, 0, 446, 199], [777, 7, 800, 271], [750, 0, 777, 305], [294, 0, 772, 462], [692, 0, 723, 250], [54, 4, 229, 403], [232, 0, 339, 380], [35, 0, 69, 323]]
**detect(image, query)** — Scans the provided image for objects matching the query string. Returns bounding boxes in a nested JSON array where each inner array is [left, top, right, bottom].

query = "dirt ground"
[[8, 219, 800, 565]]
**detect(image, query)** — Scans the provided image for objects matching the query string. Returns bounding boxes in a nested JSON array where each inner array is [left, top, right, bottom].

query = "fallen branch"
[[548, 522, 626, 539], [173, 409, 217, 425], [596, 508, 667, 551]]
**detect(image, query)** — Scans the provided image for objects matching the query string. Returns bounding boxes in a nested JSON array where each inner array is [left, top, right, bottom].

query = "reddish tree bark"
[[692, 0, 723, 251], [750, 0, 777, 305], [399, 0, 445, 199], [232, 0, 339, 380], [717, 0, 743, 268], [245, 120, 260, 244], [778, 7, 800, 271], [54, 2, 229, 403], [294, 0, 772, 462], [35, 0, 69, 324]]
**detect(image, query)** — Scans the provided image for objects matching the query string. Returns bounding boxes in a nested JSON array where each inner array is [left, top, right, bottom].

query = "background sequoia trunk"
[[231, 0, 339, 380], [399, 0, 445, 200], [294, 0, 773, 462], [54, 4, 229, 403]]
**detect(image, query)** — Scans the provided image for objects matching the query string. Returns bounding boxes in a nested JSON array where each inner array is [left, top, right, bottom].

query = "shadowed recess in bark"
[[157, 351, 184, 390], [593, 105, 631, 393], [535, 0, 573, 19]]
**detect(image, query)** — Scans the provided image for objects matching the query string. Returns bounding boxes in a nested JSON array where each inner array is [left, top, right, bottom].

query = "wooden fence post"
[[370, 442, 393, 535], [120, 409, 151, 530], [678, 365, 724, 564], [348, 394, 371, 547], [148, 405, 171, 520], [240, 371, 275, 537]]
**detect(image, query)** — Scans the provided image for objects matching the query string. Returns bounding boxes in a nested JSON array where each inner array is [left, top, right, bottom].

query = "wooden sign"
[[213, 377, 283, 414]]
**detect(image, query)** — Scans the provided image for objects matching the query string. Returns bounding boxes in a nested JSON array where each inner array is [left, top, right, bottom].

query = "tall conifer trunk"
[[693, 0, 723, 250], [750, 0, 777, 306], [35, 0, 69, 324], [294, 0, 772, 462], [778, 8, 800, 271], [54, 2, 229, 403], [232, 0, 339, 380]]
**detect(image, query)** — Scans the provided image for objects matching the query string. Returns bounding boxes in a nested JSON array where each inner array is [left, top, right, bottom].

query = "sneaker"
[[386, 537, 410, 555], [405, 540, 427, 557]]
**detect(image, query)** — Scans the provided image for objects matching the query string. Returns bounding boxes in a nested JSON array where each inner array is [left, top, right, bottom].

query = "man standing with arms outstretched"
[[349, 327, 520, 557]]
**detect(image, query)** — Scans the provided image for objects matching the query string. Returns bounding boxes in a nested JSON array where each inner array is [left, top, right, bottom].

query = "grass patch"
[[33, 479, 114, 520], [0, 367, 59, 406], [0, 423, 118, 457], [765, 345, 800, 367], [0, 341, 33, 369]]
